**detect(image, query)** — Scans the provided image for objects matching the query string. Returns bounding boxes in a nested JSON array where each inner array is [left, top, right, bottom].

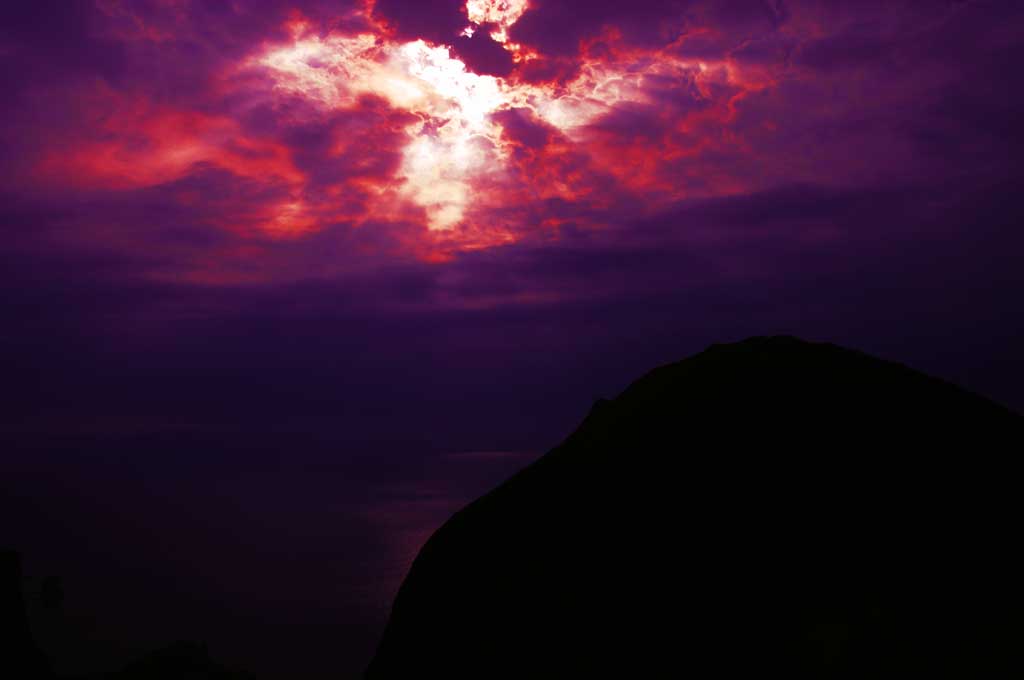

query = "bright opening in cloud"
[[256, 13, 721, 236], [464, 0, 530, 44]]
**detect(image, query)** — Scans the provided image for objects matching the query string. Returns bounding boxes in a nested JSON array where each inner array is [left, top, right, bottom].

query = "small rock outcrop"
[[1, 550, 52, 679]]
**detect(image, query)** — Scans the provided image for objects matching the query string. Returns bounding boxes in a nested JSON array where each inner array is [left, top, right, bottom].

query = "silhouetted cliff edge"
[[367, 336, 1024, 678]]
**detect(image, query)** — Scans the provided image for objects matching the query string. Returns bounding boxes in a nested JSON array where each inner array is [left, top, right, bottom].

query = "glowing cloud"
[[29, 4, 759, 259], [258, 31, 511, 231], [255, 19, 729, 236], [464, 0, 530, 44]]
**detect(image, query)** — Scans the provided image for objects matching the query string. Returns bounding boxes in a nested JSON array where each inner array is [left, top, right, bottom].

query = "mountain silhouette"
[[366, 336, 1024, 678]]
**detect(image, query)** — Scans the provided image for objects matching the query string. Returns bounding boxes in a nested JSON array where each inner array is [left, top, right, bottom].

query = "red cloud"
[[25, 2, 787, 271], [33, 86, 303, 199]]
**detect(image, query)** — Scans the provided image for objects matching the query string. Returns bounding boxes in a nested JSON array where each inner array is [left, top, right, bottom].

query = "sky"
[[2, 0, 1023, 678]]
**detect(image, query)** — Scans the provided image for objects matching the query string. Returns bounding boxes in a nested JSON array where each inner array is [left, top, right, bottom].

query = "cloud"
[[2, 0, 1020, 287], [1, 0, 1023, 376]]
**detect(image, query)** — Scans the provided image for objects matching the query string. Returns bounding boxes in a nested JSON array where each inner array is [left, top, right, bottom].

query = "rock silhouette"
[[367, 336, 1024, 678], [1, 550, 53, 679], [103, 641, 249, 680], [1, 550, 247, 680]]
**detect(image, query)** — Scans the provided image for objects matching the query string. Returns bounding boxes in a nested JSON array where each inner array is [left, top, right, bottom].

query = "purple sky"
[[2, 1, 1023, 678]]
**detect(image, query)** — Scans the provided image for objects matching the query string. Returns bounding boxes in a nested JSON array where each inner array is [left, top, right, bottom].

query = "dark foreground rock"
[[367, 336, 1024, 678], [102, 641, 250, 680], [2, 550, 247, 680], [1, 550, 53, 679]]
